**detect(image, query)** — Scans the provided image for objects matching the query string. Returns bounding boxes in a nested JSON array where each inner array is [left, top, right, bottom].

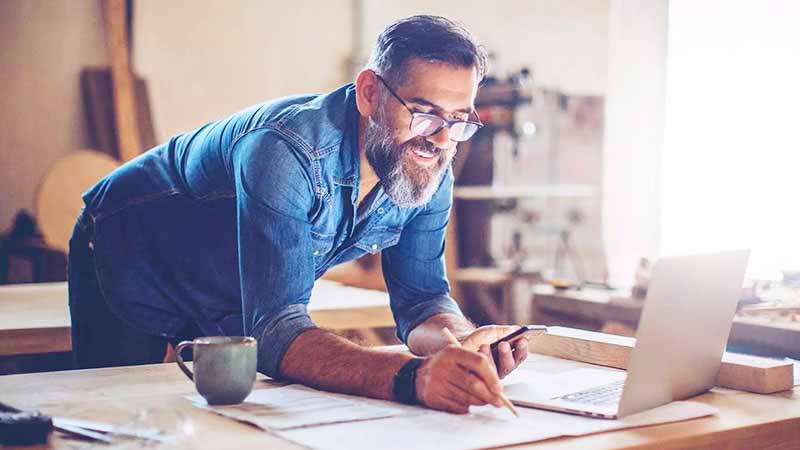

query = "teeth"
[[413, 148, 436, 158]]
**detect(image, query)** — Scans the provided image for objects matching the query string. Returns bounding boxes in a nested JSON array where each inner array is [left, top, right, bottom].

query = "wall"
[[602, 0, 668, 287], [360, 0, 609, 95], [0, 1, 108, 231], [1, 0, 610, 237], [133, 0, 354, 141]]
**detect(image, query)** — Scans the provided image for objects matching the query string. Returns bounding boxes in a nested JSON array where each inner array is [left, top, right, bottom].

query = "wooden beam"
[[529, 326, 794, 394]]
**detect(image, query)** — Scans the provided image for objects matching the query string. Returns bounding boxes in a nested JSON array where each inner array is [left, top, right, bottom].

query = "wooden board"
[[81, 67, 157, 159], [528, 326, 794, 394], [101, 0, 143, 161], [34, 150, 120, 252]]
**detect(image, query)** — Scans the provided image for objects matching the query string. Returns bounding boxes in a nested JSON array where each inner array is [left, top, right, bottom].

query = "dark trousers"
[[67, 211, 199, 369]]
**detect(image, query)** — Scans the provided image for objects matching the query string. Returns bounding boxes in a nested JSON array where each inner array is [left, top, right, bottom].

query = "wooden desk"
[[532, 285, 800, 359], [0, 359, 797, 449], [0, 281, 394, 357]]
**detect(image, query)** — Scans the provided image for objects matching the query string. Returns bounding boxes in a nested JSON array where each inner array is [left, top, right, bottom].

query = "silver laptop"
[[510, 250, 749, 419]]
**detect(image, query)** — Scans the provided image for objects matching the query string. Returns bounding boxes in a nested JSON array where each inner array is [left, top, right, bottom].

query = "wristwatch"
[[393, 358, 424, 404]]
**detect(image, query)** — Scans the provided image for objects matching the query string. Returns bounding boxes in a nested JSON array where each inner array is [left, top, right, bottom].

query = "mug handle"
[[175, 341, 194, 381]]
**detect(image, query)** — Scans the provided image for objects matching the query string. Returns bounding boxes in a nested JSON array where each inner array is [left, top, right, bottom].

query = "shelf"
[[453, 184, 596, 200]]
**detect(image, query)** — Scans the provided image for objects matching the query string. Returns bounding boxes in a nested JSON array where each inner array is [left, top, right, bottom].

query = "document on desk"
[[277, 355, 716, 450], [188, 384, 403, 431], [278, 401, 716, 450]]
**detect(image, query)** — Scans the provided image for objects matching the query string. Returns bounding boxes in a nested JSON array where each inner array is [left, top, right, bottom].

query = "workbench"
[[0, 281, 394, 358], [0, 352, 797, 449]]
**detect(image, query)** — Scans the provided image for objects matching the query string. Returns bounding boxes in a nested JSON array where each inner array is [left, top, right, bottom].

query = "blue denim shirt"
[[81, 83, 463, 378]]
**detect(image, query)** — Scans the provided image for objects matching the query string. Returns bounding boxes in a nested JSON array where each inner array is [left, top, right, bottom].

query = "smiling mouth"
[[410, 146, 441, 161]]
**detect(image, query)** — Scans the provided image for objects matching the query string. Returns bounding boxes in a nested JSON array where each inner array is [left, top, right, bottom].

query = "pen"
[[441, 328, 519, 417]]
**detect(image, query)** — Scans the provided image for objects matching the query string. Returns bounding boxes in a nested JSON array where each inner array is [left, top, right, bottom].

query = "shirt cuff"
[[394, 295, 464, 344], [253, 303, 317, 379]]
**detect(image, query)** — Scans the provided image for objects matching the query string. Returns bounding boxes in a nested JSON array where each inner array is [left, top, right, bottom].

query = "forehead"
[[394, 58, 479, 113]]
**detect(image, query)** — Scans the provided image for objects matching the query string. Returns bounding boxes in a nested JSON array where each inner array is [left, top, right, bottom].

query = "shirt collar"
[[333, 84, 360, 187]]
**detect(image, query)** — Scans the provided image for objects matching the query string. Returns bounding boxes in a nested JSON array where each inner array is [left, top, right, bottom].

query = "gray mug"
[[175, 336, 257, 405]]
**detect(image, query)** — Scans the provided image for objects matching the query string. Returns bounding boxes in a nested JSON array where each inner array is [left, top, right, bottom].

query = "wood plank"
[[453, 184, 596, 199], [0, 328, 71, 356], [309, 306, 394, 331], [101, 0, 143, 161], [81, 68, 157, 158], [529, 326, 794, 394]]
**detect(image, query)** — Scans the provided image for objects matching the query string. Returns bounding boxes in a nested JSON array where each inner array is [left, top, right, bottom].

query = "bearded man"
[[68, 15, 529, 413]]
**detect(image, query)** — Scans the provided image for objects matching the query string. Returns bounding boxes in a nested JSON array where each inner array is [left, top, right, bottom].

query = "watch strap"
[[393, 357, 424, 404]]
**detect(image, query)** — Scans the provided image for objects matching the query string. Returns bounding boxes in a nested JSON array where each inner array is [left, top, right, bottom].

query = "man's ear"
[[355, 69, 379, 118]]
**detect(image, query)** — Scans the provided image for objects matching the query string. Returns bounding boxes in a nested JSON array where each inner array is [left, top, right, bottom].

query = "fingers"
[[513, 336, 529, 367], [447, 380, 491, 407], [437, 396, 471, 414], [452, 348, 503, 396], [450, 372, 502, 407], [495, 341, 516, 378], [461, 325, 519, 351], [416, 346, 508, 414]]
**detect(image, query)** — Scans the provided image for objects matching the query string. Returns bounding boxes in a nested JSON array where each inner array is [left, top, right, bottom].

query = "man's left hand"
[[460, 326, 529, 379]]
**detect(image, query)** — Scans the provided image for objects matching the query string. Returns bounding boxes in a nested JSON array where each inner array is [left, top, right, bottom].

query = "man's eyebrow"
[[407, 96, 473, 115]]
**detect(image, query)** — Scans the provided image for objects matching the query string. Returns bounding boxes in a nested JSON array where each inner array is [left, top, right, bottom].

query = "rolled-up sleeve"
[[381, 168, 464, 343], [232, 129, 318, 379]]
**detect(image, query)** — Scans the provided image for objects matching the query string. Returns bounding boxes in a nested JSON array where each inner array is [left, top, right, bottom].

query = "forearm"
[[279, 328, 414, 400], [406, 313, 476, 356]]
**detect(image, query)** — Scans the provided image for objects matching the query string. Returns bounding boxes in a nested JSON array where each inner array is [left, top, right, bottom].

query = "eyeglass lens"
[[409, 114, 480, 142]]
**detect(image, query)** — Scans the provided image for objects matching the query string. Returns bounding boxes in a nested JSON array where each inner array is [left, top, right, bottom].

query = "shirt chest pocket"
[[355, 226, 403, 255], [310, 231, 336, 261]]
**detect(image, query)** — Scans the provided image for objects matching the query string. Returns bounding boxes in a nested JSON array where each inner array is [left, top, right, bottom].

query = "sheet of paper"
[[278, 400, 716, 450], [188, 384, 402, 430], [787, 358, 800, 386]]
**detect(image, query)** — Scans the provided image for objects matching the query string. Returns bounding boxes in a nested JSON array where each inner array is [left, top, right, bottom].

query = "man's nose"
[[425, 125, 455, 150]]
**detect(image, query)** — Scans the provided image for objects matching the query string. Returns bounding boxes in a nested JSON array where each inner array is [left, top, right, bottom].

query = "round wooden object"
[[35, 150, 119, 252]]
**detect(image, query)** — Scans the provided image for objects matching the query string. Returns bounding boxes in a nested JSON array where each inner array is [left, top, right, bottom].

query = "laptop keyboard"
[[554, 380, 625, 406]]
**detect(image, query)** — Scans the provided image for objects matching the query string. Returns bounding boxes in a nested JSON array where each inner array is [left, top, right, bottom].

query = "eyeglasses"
[[375, 74, 483, 142]]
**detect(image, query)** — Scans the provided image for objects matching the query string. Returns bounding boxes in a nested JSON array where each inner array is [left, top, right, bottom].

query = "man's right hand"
[[414, 346, 505, 414]]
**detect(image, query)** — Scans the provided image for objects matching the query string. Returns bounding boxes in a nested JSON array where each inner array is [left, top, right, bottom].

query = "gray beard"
[[363, 115, 451, 208]]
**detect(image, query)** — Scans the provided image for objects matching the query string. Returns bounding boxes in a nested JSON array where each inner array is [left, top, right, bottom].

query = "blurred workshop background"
[[1, 0, 798, 374]]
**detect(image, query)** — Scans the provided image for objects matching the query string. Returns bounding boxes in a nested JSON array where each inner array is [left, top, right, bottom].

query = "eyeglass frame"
[[374, 73, 484, 142]]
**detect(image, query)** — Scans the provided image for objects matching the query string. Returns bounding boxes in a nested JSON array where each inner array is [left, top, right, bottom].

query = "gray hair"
[[366, 15, 488, 87]]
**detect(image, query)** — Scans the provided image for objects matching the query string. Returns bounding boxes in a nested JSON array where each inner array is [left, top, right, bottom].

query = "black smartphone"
[[489, 325, 547, 363]]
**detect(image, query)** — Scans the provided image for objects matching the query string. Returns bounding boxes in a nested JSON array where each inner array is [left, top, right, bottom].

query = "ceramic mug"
[[175, 336, 257, 405]]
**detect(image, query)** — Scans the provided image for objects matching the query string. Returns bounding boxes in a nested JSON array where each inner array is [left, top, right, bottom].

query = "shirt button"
[[371, 244, 378, 250], [377, 208, 385, 214], [313, 250, 320, 256]]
